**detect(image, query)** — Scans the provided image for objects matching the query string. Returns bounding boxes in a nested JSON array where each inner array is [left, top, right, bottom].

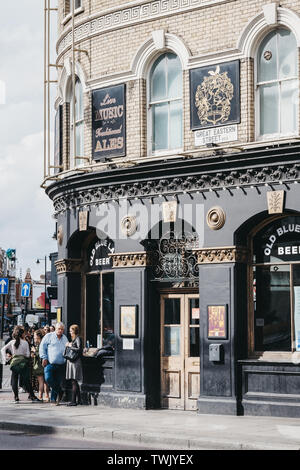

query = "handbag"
[[10, 355, 28, 374], [63, 345, 80, 362]]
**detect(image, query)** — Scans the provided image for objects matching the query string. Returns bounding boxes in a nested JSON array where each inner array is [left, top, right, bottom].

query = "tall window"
[[70, 77, 84, 168], [250, 216, 300, 355], [65, 0, 81, 15], [149, 53, 183, 153], [257, 28, 298, 138]]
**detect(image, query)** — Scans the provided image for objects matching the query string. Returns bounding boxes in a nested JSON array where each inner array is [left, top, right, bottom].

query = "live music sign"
[[92, 84, 126, 160]]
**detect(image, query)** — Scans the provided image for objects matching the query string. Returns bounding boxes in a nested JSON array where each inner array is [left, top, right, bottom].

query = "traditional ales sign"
[[92, 84, 126, 160]]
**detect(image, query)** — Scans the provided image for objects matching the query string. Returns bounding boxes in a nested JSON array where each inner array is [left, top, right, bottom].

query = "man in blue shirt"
[[40, 322, 68, 404]]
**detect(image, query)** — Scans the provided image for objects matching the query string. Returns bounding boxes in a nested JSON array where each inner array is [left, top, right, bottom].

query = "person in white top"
[[1, 325, 40, 403]]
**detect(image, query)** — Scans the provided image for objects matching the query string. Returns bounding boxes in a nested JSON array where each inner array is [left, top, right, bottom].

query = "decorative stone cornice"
[[109, 252, 154, 268], [57, 0, 235, 59], [52, 162, 300, 214], [55, 259, 83, 274], [195, 246, 249, 264]]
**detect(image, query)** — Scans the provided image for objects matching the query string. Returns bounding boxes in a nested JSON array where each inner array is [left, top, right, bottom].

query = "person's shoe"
[[56, 390, 64, 406], [67, 402, 77, 406], [14, 397, 20, 403], [30, 396, 42, 403]]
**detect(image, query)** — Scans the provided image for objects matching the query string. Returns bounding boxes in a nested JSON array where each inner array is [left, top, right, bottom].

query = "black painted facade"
[[46, 142, 300, 416]]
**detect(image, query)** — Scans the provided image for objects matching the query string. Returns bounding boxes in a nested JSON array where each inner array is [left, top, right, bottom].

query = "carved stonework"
[[52, 163, 299, 215], [162, 201, 177, 223], [267, 190, 285, 214], [206, 206, 226, 230], [55, 259, 83, 274], [79, 210, 89, 231], [110, 252, 154, 268], [57, 0, 231, 57], [121, 215, 137, 237], [57, 225, 63, 245], [195, 246, 249, 264]]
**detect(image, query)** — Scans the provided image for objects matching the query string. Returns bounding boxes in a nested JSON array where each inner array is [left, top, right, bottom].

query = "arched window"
[[149, 53, 182, 154], [250, 216, 300, 355], [70, 77, 84, 168], [256, 28, 298, 138], [65, 0, 81, 15]]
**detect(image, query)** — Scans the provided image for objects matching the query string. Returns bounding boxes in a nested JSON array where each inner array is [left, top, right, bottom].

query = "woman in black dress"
[[65, 324, 83, 406]]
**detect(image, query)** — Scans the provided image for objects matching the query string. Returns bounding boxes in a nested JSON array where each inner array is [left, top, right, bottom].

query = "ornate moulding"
[[206, 206, 226, 230], [55, 258, 83, 274], [195, 246, 249, 264], [110, 252, 154, 268], [52, 163, 300, 214], [121, 215, 138, 237], [57, 0, 235, 58]]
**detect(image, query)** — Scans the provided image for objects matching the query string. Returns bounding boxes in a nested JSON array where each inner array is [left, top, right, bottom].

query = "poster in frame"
[[120, 305, 138, 338], [207, 305, 228, 339]]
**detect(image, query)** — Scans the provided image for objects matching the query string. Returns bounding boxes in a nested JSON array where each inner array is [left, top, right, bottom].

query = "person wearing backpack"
[[1, 325, 40, 403]]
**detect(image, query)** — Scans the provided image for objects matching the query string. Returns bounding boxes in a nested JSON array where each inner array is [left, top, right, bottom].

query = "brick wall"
[[55, 0, 300, 169]]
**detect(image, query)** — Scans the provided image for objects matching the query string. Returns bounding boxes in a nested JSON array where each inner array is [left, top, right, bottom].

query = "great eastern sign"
[[92, 84, 126, 160]]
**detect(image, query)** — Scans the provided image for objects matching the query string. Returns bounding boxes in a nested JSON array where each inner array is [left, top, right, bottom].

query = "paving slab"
[[1, 389, 300, 450]]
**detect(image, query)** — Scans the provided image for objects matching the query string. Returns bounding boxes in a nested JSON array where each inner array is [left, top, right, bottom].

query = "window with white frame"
[[70, 77, 84, 168], [149, 53, 183, 153], [65, 0, 82, 16], [256, 28, 298, 138]]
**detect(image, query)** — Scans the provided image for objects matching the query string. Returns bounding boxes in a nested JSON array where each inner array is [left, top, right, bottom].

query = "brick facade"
[[55, 0, 300, 171]]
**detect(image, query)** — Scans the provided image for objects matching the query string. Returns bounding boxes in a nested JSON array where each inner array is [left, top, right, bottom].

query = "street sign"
[[0, 278, 9, 295], [21, 282, 31, 297]]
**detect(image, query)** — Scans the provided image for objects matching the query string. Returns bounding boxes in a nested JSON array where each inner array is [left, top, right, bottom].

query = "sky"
[[0, 2, 57, 281]]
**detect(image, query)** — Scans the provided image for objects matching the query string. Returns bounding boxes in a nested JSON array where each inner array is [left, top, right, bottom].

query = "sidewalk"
[[1, 387, 300, 450]]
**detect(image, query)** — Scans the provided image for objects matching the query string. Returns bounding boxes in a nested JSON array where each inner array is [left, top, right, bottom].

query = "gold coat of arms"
[[195, 65, 234, 126], [190, 60, 240, 130]]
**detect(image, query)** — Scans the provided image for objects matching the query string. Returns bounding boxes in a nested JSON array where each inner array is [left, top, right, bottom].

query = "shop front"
[[238, 214, 300, 417], [49, 143, 300, 416]]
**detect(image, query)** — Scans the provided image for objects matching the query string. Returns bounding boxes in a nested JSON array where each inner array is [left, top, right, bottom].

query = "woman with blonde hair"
[[65, 324, 83, 406]]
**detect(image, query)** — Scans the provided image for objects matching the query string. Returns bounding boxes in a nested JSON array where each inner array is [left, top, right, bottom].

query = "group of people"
[[1, 322, 83, 406]]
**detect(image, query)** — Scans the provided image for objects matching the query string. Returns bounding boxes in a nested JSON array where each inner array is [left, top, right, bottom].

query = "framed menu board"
[[207, 305, 227, 339]]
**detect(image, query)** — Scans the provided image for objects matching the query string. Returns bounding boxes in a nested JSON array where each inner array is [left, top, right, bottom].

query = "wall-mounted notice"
[[92, 84, 126, 160], [122, 338, 134, 350]]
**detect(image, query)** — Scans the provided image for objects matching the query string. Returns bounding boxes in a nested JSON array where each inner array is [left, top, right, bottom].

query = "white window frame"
[[147, 53, 183, 157], [62, 0, 84, 25], [69, 77, 84, 169], [255, 27, 299, 141]]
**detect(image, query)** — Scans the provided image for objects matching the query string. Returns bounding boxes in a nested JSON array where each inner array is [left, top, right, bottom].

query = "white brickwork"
[[55, 0, 300, 169]]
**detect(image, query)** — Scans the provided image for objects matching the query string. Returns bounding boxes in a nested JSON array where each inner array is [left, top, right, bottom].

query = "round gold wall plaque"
[[206, 207, 226, 230]]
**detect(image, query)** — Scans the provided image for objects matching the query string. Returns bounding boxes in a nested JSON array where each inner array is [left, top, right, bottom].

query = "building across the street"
[[44, 0, 300, 417]]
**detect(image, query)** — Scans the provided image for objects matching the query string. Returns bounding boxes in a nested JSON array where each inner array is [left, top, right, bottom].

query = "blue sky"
[[0, 2, 57, 280]]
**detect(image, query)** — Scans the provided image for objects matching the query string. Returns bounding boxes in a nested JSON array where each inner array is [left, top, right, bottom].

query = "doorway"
[[160, 293, 200, 410]]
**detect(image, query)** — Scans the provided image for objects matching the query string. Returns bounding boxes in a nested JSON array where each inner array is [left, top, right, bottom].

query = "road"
[[0, 429, 151, 450]]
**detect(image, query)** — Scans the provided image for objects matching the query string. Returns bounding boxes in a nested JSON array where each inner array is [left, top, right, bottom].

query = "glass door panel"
[[254, 265, 291, 351]]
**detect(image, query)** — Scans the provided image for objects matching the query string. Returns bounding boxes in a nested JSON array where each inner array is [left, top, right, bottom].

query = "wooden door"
[[184, 294, 200, 410], [160, 293, 200, 410]]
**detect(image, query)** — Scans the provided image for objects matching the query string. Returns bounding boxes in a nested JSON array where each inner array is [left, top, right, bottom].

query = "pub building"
[[45, 0, 300, 416]]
